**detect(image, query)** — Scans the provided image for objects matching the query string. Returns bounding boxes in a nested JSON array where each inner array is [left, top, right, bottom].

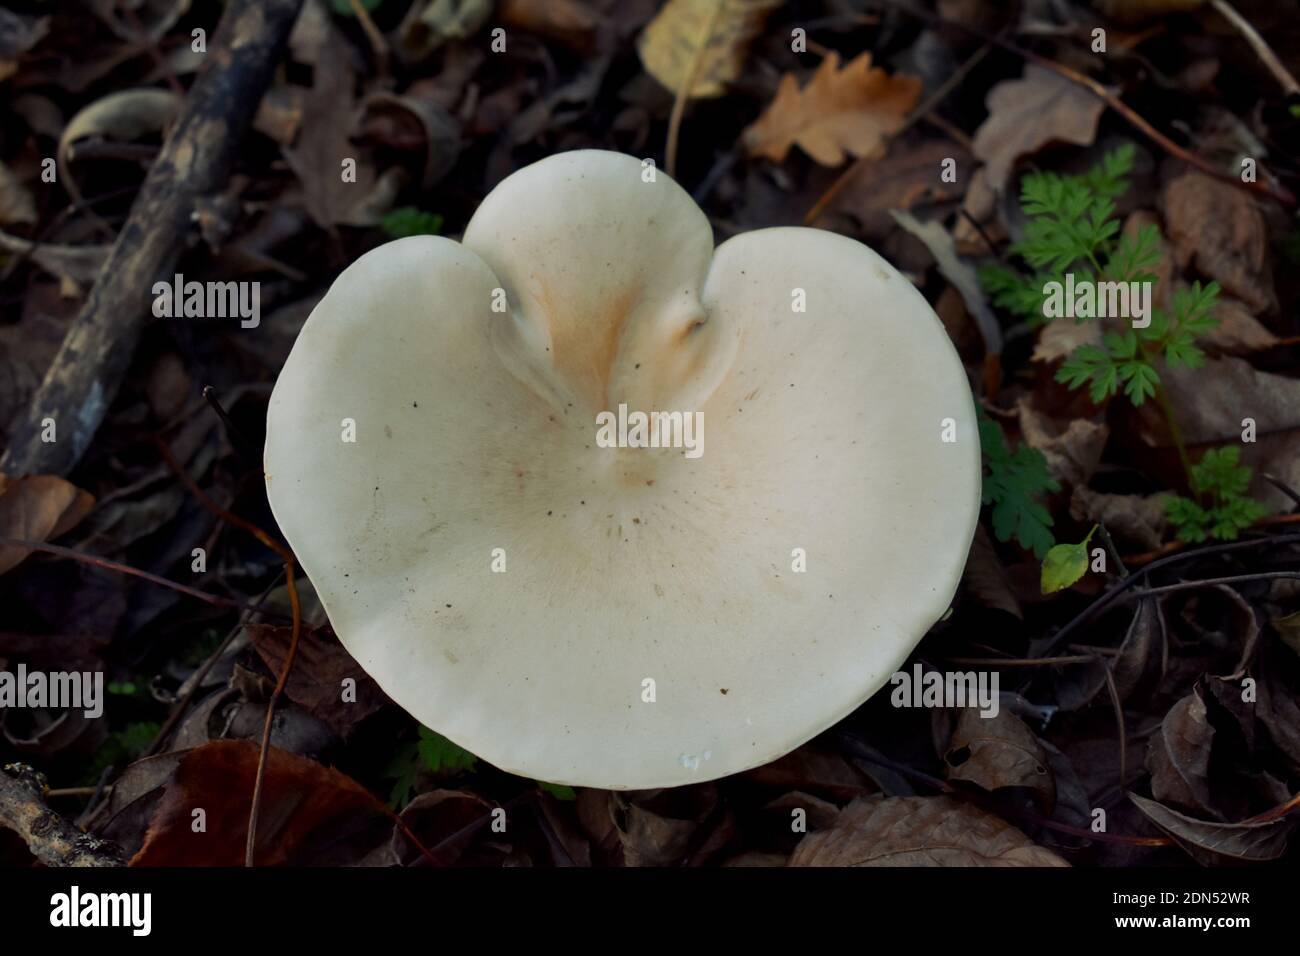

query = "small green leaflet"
[[1041, 524, 1097, 594], [381, 207, 445, 240], [538, 781, 577, 801], [978, 416, 1059, 558], [1164, 446, 1268, 542], [417, 725, 479, 774]]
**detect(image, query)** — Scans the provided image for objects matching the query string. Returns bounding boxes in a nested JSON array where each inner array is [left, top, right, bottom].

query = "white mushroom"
[[264, 150, 980, 789]]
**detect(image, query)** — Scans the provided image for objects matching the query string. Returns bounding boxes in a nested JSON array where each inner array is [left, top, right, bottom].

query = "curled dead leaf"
[[945, 707, 1056, 811], [1128, 791, 1292, 865], [890, 210, 1002, 355], [57, 88, 181, 207], [1147, 688, 1218, 818]]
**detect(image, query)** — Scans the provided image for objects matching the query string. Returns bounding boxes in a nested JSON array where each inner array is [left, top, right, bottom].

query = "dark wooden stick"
[[0, 0, 304, 476]]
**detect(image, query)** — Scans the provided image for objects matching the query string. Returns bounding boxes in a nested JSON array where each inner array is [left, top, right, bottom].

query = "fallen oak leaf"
[[789, 794, 1069, 866], [638, 0, 782, 99], [743, 52, 922, 166]]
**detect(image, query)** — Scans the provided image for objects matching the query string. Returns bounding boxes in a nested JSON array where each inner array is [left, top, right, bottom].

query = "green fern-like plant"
[[979, 144, 1266, 542], [978, 415, 1059, 557]]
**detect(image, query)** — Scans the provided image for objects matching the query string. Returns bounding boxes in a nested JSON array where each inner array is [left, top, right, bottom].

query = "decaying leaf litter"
[[1, 0, 1299, 867]]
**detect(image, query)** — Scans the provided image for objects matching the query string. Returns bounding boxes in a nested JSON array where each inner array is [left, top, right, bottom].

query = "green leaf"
[[381, 206, 445, 239], [1041, 525, 1098, 594], [417, 725, 478, 774], [538, 781, 577, 800], [979, 264, 1050, 322], [1118, 360, 1159, 405], [384, 742, 421, 809], [1166, 446, 1268, 542], [979, 416, 1059, 557]]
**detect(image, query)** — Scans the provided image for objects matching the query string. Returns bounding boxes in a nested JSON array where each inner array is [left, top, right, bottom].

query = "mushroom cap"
[[265, 150, 980, 789]]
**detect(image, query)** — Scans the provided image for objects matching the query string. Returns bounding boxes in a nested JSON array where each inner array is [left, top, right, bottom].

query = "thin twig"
[[1038, 531, 1300, 655], [1099, 658, 1127, 794], [943, 654, 1097, 667], [1262, 472, 1300, 509], [1116, 571, 1300, 601], [0, 537, 247, 610], [142, 569, 287, 759], [875, 0, 1295, 207], [1096, 523, 1129, 578], [153, 437, 303, 868], [1209, 0, 1300, 95], [347, 0, 390, 77]]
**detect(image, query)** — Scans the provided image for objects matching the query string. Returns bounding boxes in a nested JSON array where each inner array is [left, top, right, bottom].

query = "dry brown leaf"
[[132, 740, 392, 866], [1018, 398, 1109, 488], [500, 0, 605, 54], [1147, 689, 1218, 818], [972, 64, 1106, 192], [393, 789, 495, 866], [0, 474, 95, 576], [963, 524, 1023, 619], [1145, 356, 1300, 448], [637, 0, 782, 99], [0, 161, 35, 226], [248, 623, 389, 737], [790, 795, 1069, 866], [1162, 172, 1277, 314], [945, 708, 1056, 810], [743, 52, 922, 166], [1069, 487, 1170, 551], [283, 28, 391, 228], [744, 743, 877, 801], [824, 138, 971, 240], [1033, 312, 1103, 365], [1128, 792, 1292, 865], [1202, 296, 1279, 355]]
